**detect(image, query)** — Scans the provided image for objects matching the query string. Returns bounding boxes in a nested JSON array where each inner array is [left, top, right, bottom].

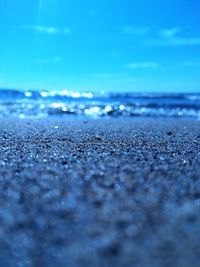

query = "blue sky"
[[0, 0, 200, 93]]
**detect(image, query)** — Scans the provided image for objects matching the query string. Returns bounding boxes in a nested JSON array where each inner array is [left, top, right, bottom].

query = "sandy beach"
[[0, 117, 200, 267]]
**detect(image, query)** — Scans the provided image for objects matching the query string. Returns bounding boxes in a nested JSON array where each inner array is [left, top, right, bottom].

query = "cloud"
[[148, 37, 200, 46], [22, 25, 71, 35], [121, 26, 149, 35], [34, 56, 62, 65], [182, 61, 200, 67], [147, 27, 200, 46], [126, 62, 160, 69], [159, 27, 181, 38]]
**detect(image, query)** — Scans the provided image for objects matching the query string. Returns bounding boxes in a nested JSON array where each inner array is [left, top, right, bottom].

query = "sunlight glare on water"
[[0, 89, 200, 119]]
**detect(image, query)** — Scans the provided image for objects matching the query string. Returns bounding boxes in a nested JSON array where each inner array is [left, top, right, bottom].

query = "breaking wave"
[[0, 89, 200, 119]]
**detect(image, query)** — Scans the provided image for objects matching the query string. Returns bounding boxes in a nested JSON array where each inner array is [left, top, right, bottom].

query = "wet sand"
[[0, 118, 200, 267]]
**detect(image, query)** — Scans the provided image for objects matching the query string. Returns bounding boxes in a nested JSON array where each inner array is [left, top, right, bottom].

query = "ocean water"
[[0, 89, 200, 119]]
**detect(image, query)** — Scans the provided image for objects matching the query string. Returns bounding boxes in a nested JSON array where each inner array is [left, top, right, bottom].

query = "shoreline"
[[0, 117, 200, 267]]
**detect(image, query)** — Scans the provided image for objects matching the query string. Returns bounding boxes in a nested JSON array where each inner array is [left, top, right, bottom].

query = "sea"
[[0, 89, 200, 119]]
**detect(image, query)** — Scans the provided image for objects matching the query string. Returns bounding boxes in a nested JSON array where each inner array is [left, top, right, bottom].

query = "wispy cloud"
[[22, 25, 71, 35], [147, 27, 200, 46], [148, 37, 200, 46], [182, 61, 200, 67], [121, 26, 149, 35], [159, 27, 181, 38], [34, 56, 62, 65], [126, 62, 160, 69]]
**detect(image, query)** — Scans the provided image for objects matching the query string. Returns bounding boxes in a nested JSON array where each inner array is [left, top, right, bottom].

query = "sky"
[[0, 0, 200, 93]]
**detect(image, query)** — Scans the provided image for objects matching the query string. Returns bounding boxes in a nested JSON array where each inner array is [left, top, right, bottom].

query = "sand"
[[0, 117, 200, 267]]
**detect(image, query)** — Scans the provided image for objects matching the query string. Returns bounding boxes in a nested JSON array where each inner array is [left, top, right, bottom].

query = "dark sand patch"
[[0, 118, 200, 267]]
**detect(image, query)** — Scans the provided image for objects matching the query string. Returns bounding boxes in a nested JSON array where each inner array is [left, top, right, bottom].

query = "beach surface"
[[0, 117, 200, 267]]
